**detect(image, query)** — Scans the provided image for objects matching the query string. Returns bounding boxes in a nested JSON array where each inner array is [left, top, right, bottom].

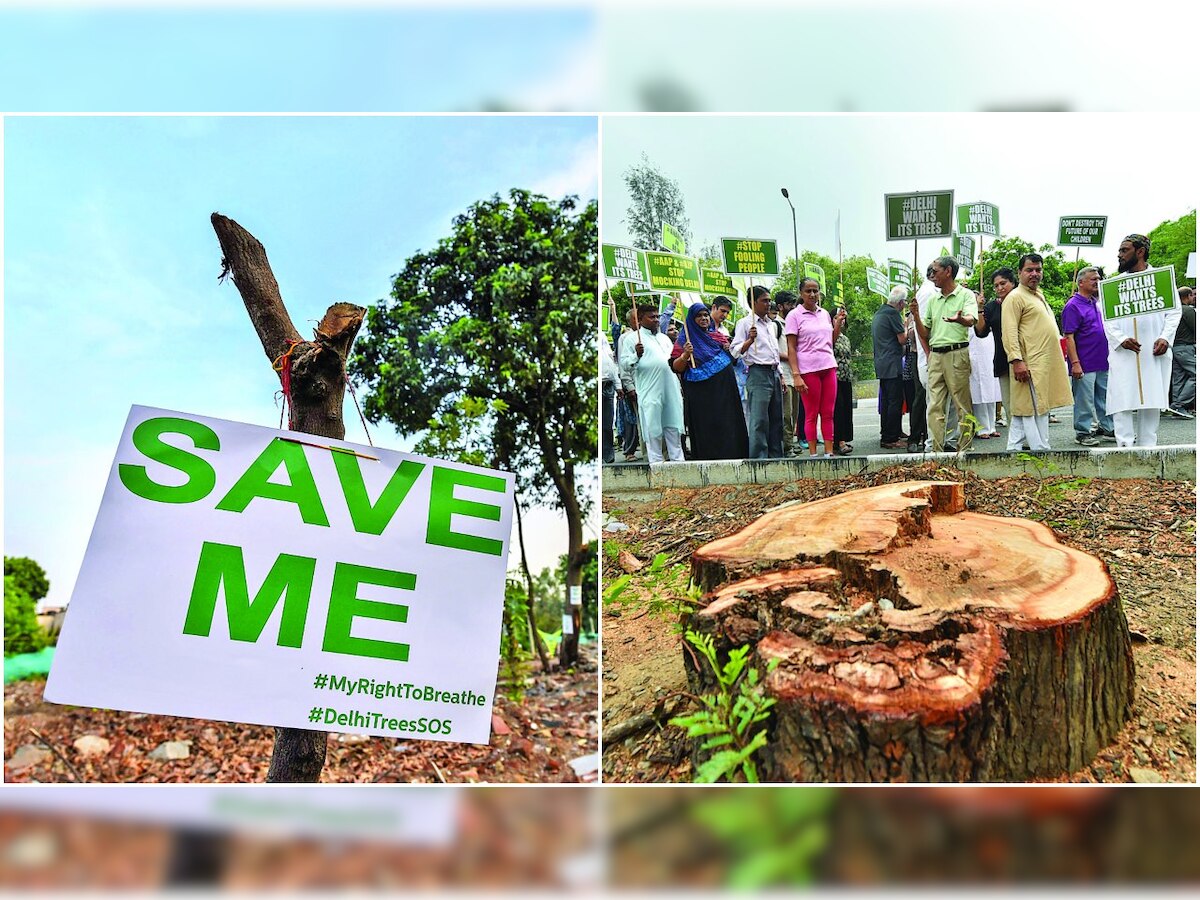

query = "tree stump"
[[684, 481, 1135, 782]]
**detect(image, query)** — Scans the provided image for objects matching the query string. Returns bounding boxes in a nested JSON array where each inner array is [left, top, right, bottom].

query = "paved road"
[[610, 383, 1196, 463]]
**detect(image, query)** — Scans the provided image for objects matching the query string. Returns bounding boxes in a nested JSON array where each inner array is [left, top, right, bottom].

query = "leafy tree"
[[976, 236, 1093, 317], [1149, 210, 1196, 289], [4, 556, 49, 604], [4, 575, 47, 656], [777, 251, 885, 360], [623, 153, 691, 251], [351, 190, 596, 667]]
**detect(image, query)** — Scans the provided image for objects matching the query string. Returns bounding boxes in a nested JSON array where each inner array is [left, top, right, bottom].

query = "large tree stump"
[[684, 481, 1135, 782]]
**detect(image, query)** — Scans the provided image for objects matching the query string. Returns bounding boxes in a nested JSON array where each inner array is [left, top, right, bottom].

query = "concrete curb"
[[603, 445, 1197, 491]]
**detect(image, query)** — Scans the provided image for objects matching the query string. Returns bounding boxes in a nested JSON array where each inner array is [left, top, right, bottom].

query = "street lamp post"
[[781, 187, 799, 293]]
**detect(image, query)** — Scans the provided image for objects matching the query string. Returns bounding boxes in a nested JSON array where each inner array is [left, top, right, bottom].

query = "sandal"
[[836, 443, 853, 455]]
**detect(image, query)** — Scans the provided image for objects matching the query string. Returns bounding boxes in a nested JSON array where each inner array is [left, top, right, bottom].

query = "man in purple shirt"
[[1062, 266, 1114, 445]]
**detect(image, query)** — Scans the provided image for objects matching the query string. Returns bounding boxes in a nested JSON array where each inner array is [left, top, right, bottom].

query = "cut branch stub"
[[684, 481, 1135, 782]]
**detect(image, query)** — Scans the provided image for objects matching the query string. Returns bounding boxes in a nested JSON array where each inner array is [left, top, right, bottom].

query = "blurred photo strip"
[[0, 786, 599, 890]]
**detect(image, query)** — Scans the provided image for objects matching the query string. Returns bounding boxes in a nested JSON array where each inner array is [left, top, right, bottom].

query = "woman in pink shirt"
[[786, 277, 846, 458]]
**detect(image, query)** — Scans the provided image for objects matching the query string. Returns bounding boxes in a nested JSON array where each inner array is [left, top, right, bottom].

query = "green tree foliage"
[[976, 236, 1093, 317], [4, 556, 49, 603], [4, 575, 47, 656], [777, 251, 890, 360], [1149, 209, 1196, 289], [623, 153, 692, 252], [350, 190, 597, 665]]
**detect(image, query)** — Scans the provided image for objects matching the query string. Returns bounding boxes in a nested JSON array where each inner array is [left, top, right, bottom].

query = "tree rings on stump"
[[685, 481, 1135, 782]]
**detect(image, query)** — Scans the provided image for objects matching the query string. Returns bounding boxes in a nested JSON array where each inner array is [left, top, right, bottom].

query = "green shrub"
[[4, 575, 48, 656]]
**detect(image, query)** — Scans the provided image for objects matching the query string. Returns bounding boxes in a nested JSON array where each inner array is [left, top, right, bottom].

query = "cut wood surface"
[[685, 481, 1135, 782]]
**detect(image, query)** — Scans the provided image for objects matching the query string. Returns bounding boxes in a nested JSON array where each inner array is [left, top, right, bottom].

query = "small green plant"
[[955, 412, 981, 459], [689, 789, 837, 887], [603, 573, 632, 605], [670, 630, 778, 784]]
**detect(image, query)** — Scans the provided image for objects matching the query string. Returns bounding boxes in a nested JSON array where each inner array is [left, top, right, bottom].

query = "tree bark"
[[559, 468, 584, 668], [211, 212, 365, 783], [514, 497, 551, 671], [684, 480, 1135, 782]]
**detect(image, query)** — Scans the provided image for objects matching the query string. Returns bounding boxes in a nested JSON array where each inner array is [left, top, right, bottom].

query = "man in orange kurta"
[[1001, 253, 1074, 450]]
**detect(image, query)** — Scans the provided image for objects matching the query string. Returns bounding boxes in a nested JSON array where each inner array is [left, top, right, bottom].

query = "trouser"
[[927, 347, 973, 452], [1072, 369, 1114, 437], [908, 377, 927, 447], [1112, 409, 1160, 448], [602, 380, 616, 464], [998, 372, 1011, 422], [801, 368, 837, 446], [879, 377, 905, 443], [645, 427, 684, 463], [1170, 343, 1196, 410], [620, 394, 639, 456], [781, 376, 800, 454], [1008, 413, 1051, 451], [745, 364, 784, 459], [972, 402, 996, 435]]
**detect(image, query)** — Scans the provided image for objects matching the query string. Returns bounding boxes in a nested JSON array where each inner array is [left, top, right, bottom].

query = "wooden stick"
[[681, 307, 696, 368], [1134, 318, 1144, 405], [1071, 247, 1081, 291]]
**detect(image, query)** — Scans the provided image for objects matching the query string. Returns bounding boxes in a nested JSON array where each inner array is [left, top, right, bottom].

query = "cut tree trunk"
[[684, 481, 1135, 782], [211, 212, 366, 783]]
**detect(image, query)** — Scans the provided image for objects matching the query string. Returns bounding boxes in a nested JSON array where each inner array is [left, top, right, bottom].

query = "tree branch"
[[211, 212, 302, 367]]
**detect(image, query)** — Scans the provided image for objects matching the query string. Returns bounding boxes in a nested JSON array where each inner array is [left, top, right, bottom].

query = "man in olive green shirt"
[[909, 255, 976, 451]]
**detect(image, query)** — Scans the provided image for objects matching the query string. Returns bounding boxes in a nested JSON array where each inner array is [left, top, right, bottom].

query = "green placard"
[[1058, 216, 1108, 247], [1099, 266, 1178, 323], [803, 262, 826, 293], [887, 258, 913, 289], [700, 268, 737, 297], [662, 222, 686, 255], [829, 278, 845, 308], [955, 201, 1000, 237], [601, 304, 610, 333], [866, 267, 890, 298], [952, 233, 976, 274], [645, 251, 701, 293], [884, 190, 954, 241], [720, 237, 780, 276], [601, 243, 650, 288]]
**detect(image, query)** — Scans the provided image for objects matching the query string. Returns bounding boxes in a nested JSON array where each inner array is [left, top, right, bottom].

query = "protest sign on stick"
[[720, 238, 780, 276], [1099, 265, 1179, 406], [955, 201, 1000, 237]]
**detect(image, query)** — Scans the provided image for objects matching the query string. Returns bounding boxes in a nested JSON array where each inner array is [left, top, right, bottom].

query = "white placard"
[[1187, 252, 1196, 279], [562, 613, 575, 636], [0, 786, 460, 844], [569, 585, 582, 607], [45, 406, 514, 744]]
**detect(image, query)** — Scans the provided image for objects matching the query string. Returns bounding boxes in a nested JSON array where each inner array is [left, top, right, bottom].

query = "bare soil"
[[4, 646, 598, 784]]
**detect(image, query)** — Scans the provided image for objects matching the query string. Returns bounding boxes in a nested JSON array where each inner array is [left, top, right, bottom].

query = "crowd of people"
[[600, 234, 1195, 464]]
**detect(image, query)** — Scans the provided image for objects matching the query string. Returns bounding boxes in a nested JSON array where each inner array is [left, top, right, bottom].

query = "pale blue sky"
[[4, 115, 598, 605], [0, 8, 597, 111]]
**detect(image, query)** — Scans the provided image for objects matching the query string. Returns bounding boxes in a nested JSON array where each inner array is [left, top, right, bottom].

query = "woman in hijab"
[[670, 302, 749, 460]]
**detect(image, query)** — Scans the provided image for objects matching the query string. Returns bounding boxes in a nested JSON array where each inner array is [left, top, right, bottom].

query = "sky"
[[0, 7, 599, 111], [3, 114, 598, 606], [1, 3, 1197, 114], [603, 114, 1198, 284]]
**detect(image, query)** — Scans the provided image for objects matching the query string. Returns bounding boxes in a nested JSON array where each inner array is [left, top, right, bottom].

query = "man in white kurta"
[[1103, 234, 1182, 448], [619, 304, 685, 462]]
